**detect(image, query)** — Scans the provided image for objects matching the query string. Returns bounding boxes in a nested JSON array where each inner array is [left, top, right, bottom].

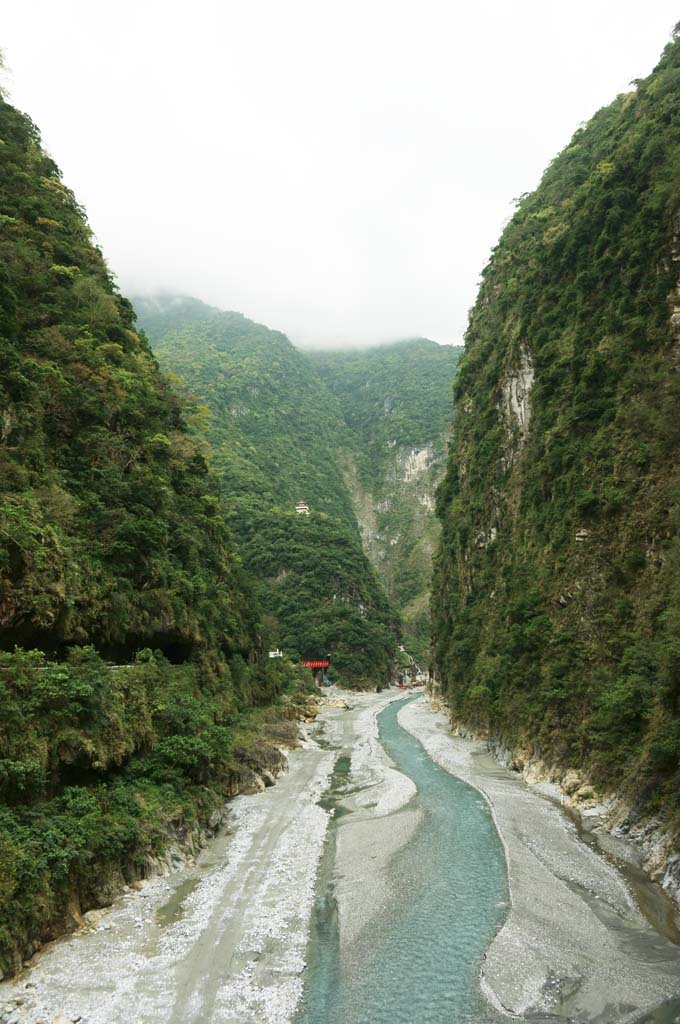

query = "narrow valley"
[[4, 691, 680, 1024], [3, 10, 680, 1024]]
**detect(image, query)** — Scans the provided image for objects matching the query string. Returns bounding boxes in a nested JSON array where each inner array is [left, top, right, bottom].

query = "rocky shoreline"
[[401, 695, 680, 1022], [484, 734, 680, 916], [430, 687, 680, 918], [0, 690, 396, 1024]]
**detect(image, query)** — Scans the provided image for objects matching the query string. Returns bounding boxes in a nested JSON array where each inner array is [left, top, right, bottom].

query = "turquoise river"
[[297, 695, 509, 1024]]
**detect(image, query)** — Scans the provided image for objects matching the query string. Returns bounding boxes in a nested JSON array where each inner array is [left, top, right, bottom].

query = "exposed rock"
[[561, 769, 583, 796], [207, 809, 223, 831], [523, 757, 551, 785], [66, 896, 84, 930], [498, 343, 534, 442], [1, 408, 14, 443], [397, 445, 433, 483], [239, 770, 266, 796], [322, 697, 350, 710], [475, 525, 497, 548]]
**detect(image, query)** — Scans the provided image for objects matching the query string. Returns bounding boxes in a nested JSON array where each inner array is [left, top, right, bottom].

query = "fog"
[[3, 2, 678, 348]]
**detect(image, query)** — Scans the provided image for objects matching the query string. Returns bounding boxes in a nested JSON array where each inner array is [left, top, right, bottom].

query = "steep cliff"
[[312, 341, 462, 662], [0, 96, 303, 974], [432, 30, 680, 840]]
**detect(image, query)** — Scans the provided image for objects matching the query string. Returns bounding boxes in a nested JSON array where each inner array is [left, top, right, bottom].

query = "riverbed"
[[399, 696, 680, 1022], [296, 694, 680, 1023], [2, 690, 680, 1024], [297, 693, 508, 1023]]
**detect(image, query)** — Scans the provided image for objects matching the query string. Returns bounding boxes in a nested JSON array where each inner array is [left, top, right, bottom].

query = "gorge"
[[2, 691, 680, 1023], [2, 15, 680, 1024]]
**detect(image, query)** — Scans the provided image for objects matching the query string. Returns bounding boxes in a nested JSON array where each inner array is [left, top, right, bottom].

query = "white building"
[[295, 502, 310, 515]]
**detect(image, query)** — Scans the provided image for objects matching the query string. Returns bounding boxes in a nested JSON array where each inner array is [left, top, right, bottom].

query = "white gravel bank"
[[330, 690, 421, 950], [399, 695, 680, 1022], [0, 727, 337, 1024], [0, 690, 418, 1024]]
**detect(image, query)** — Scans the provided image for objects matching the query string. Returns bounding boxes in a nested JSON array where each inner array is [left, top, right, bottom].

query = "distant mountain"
[[132, 293, 223, 340], [135, 296, 399, 683], [311, 340, 462, 661]]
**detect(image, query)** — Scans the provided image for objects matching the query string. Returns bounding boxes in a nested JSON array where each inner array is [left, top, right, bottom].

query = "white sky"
[[2, 2, 678, 347]]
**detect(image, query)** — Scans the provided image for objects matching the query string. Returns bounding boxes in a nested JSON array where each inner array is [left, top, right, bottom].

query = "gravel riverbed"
[[399, 696, 680, 1022], [0, 690, 409, 1024], [3, 689, 680, 1024]]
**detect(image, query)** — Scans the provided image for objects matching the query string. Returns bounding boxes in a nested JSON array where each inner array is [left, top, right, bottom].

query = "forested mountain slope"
[[432, 29, 680, 836], [0, 96, 302, 974], [134, 297, 398, 684], [311, 341, 462, 662]]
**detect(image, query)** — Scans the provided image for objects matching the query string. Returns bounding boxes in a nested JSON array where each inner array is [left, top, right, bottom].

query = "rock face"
[[498, 344, 534, 450], [432, 28, 680, 858], [311, 340, 462, 662]]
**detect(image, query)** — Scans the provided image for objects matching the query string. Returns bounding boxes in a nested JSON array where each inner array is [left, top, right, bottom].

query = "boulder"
[[239, 770, 265, 795], [208, 809, 223, 831], [561, 769, 583, 796]]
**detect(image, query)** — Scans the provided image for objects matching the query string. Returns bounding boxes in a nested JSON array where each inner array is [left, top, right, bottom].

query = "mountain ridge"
[[134, 295, 400, 684], [133, 295, 461, 665]]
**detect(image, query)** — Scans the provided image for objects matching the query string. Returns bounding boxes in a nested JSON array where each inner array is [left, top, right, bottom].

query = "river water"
[[297, 695, 508, 1024]]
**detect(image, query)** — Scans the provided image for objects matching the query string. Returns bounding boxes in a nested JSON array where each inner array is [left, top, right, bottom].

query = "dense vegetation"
[[312, 341, 461, 661], [134, 297, 398, 684], [432, 29, 680, 825], [0, 96, 311, 973]]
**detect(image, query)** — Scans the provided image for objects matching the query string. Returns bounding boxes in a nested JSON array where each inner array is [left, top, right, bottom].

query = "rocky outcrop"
[[484, 732, 680, 909], [394, 445, 434, 484], [498, 344, 534, 443]]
